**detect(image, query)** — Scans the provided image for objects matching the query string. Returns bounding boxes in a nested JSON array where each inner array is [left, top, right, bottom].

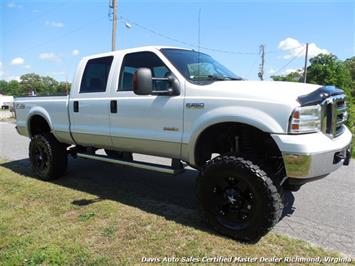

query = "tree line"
[[0, 73, 70, 96], [271, 54, 355, 98]]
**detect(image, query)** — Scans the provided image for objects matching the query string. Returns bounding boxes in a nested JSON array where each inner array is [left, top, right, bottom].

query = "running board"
[[77, 153, 185, 175]]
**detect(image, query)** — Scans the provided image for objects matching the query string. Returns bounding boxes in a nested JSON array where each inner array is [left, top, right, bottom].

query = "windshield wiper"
[[207, 75, 226, 80], [190, 75, 243, 81], [225, 77, 243, 80], [207, 74, 242, 80]]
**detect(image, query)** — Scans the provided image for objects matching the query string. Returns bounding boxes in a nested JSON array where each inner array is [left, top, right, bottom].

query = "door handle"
[[110, 100, 117, 113], [74, 101, 79, 112]]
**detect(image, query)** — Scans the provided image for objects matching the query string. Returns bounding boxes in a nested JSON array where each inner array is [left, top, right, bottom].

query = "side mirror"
[[133, 68, 153, 95], [166, 74, 180, 95]]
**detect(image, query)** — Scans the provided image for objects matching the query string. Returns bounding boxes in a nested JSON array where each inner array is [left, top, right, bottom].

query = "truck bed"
[[15, 95, 73, 144]]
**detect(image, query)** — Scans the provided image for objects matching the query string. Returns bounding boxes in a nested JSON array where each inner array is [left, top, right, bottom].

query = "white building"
[[0, 94, 14, 109]]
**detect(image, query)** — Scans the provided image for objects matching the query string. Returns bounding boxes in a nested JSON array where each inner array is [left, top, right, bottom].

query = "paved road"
[[0, 121, 354, 257]]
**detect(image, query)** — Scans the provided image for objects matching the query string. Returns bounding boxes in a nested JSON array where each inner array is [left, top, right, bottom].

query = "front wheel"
[[29, 133, 67, 180], [197, 155, 283, 242]]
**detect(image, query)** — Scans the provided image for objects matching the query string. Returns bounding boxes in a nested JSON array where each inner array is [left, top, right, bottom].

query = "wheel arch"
[[186, 106, 286, 165], [191, 121, 284, 170], [27, 107, 53, 137]]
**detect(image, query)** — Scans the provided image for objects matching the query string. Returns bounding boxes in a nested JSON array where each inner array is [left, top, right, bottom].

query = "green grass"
[[0, 161, 353, 265], [79, 212, 96, 222]]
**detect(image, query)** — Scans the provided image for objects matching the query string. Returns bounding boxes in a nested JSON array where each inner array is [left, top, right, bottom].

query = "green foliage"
[[307, 54, 352, 94], [271, 70, 303, 82], [344, 56, 355, 98], [79, 212, 96, 221], [102, 225, 117, 238], [0, 73, 70, 96]]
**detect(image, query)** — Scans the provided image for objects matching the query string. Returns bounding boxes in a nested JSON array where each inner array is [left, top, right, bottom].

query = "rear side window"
[[80, 56, 113, 93]]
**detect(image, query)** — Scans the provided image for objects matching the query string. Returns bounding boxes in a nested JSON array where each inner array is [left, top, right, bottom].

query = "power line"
[[8, 2, 74, 32], [118, 16, 260, 55], [118, 16, 304, 57], [14, 15, 107, 56], [245, 53, 259, 78], [272, 47, 306, 75]]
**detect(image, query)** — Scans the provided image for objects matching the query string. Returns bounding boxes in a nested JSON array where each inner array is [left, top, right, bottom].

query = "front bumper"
[[271, 126, 352, 180]]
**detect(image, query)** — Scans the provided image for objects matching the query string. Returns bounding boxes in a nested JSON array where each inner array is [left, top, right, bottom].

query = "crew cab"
[[14, 46, 352, 241]]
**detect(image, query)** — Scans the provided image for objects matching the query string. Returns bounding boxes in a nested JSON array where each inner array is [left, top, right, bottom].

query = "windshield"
[[160, 48, 242, 83]]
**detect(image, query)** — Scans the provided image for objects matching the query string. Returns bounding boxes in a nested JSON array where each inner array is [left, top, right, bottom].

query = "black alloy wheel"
[[197, 155, 283, 242]]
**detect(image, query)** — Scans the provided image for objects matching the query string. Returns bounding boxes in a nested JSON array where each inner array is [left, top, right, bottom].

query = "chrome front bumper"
[[283, 143, 351, 179], [272, 126, 352, 180]]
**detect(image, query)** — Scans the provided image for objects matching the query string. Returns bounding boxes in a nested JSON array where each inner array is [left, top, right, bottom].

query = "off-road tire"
[[29, 133, 67, 180], [197, 155, 283, 242]]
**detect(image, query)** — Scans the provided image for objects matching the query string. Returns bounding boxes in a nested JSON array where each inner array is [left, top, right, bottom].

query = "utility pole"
[[303, 43, 309, 83], [110, 0, 117, 51], [258, 44, 265, 81]]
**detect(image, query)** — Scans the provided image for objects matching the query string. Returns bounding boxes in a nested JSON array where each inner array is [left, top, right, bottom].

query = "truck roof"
[[82, 46, 192, 61]]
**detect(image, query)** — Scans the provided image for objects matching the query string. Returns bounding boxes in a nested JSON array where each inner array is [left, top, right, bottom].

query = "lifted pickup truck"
[[15, 46, 352, 241]]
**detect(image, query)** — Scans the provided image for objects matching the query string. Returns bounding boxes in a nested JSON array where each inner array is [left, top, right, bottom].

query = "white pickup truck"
[[14, 46, 352, 241]]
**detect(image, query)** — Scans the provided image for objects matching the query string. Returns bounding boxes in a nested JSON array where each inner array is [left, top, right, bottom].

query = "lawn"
[[0, 160, 352, 265]]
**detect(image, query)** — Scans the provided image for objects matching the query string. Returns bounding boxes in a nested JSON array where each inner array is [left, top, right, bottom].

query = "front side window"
[[118, 52, 170, 91], [160, 48, 241, 83], [80, 56, 113, 93]]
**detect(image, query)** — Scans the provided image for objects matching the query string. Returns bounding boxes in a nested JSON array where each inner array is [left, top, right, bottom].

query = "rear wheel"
[[29, 133, 67, 180], [197, 155, 283, 242]]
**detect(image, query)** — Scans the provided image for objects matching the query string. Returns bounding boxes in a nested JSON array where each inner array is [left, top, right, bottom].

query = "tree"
[[306, 54, 352, 94], [19, 73, 60, 96], [1, 73, 71, 96], [41, 76, 59, 95], [0, 80, 9, 95], [344, 57, 355, 97], [7, 80, 21, 96], [271, 69, 303, 82], [20, 73, 43, 95], [56, 81, 70, 95]]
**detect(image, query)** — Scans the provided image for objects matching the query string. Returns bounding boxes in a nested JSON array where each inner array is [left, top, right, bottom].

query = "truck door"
[[69, 56, 113, 148], [109, 51, 184, 158]]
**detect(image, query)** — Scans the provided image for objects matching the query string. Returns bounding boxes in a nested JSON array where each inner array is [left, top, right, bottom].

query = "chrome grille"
[[321, 94, 347, 138]]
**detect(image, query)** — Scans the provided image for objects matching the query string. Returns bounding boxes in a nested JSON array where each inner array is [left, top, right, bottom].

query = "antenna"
[[197, 8, 201, 77]]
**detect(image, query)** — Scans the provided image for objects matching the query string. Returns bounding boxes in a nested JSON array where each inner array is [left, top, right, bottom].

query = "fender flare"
[[186, 106, 285, 165], [26, 106, 53, 137]]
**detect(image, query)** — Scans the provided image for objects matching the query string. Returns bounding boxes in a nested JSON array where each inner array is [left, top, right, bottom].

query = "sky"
[[0, 0, 354, 82]]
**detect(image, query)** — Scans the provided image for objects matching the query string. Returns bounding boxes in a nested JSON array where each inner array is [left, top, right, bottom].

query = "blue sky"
[[0, 0, 354, 82]]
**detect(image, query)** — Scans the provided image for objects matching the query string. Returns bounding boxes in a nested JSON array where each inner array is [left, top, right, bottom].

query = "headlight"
[[289, 105, 321, 134]]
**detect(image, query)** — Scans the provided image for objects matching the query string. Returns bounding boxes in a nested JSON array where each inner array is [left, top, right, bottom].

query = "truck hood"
[[201, 80, 321, 106]]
